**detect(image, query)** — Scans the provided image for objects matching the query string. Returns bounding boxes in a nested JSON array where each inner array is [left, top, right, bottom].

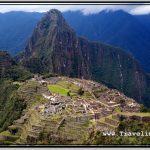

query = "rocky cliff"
[[19, 9, 147, 104]]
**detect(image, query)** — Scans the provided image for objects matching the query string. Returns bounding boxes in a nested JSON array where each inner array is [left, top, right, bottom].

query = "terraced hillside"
[[0, 75, 147, 145]]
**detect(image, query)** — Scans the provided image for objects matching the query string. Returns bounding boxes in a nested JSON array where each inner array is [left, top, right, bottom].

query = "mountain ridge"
[[0, 10, 150, 73], [19, 9, 147, 105], [64, 10, 150, 72], [0, 11, 43, 55]]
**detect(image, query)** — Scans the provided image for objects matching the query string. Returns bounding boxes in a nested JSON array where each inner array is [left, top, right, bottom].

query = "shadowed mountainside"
[[64, 10, 150, 72]]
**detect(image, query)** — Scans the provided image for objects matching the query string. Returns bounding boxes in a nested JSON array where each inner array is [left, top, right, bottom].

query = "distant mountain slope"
[[19, 9, 147, 105], [63, 10, 150, 72], [0, 11, 150, 73], [135, 14, 150, 31], [0, 11, 43, 55]]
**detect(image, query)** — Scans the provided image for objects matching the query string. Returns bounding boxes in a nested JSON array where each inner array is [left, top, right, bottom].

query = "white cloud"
[[78, 5, 135, 15], [130, 5, 150, 15], [0, 4, 149, 15], [0, 5, 134, 14]]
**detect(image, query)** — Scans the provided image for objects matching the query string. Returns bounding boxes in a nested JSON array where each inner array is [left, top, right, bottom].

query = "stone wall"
[[65, 112, 106, 122], [112, 113, 150, 122]]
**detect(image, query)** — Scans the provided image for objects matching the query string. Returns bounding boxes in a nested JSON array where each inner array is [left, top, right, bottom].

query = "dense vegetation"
[[88, 119, 150, 145], [5, 65, 33, 82], [0, 80, 26, 131], [0, 51, 33, 131]]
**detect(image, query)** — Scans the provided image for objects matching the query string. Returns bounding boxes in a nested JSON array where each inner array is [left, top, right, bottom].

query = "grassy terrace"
[[98, 116, 117, 129], [47, 80, 81, 96], [0, 130, 19, 140], [48, 84, 69, 96], [117, 112, 150, 117], [57, 80, 80, 92]]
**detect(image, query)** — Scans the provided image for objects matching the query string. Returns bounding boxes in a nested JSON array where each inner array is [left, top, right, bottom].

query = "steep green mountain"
[[136, 14, 150, 32], [0, 11, 150, 74], [19, 9, 148, 105], [0, 79, 26, 132], [0, 51, 32, 81], [0, 51, 32, 132], [64, 10, 150, 72]]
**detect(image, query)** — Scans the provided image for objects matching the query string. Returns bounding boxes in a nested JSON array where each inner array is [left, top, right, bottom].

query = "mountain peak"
[[47, 9, 62, 15], [47, 9, 63, 20], [41, 9, 66, 27], [23, 9, 75, 57]]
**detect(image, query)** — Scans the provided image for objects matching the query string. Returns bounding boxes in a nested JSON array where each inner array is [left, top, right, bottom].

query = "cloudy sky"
[[0, 4, 149, 15]]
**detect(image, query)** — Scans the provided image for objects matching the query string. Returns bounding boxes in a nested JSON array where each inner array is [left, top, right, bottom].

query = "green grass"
[[107, 114, 119, 122], [99, 117, 106, 123], [98, 118, 117, 129], [48, 84, 69, 96], [57, 80, 70, 88], [0, 130, 19, 140], [50, 115, 62, 121], [57, 80, 80, 92], [2, 141, 14, 145], [30, 95, 48, 107], [53, 80, 82, 97], [118, 112, 150, 117], [114, 107, 122, 113], [0, 131, 11, 136]]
